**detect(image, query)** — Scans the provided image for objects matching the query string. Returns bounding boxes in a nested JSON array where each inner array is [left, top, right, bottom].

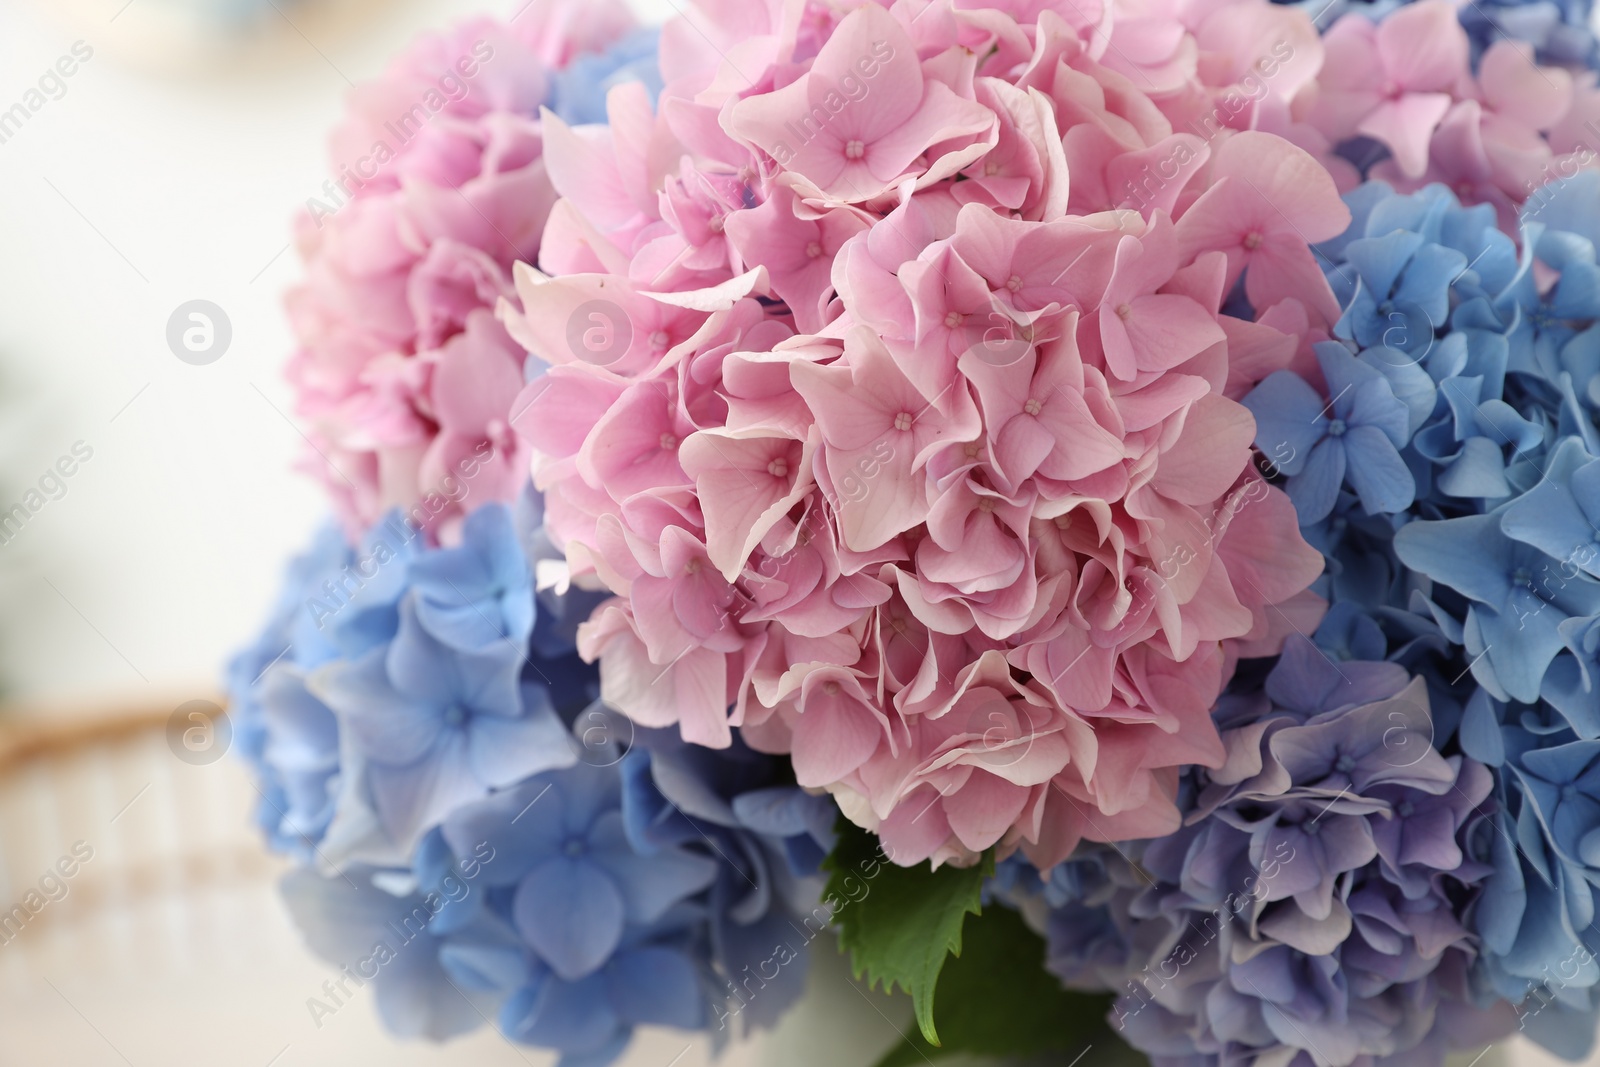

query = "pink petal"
[[944, 771, 1029, 852], [1358, 93, 1454, 180]]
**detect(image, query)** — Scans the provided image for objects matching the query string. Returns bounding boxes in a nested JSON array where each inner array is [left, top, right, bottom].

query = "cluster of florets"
[[509, 0, 1349, 869]]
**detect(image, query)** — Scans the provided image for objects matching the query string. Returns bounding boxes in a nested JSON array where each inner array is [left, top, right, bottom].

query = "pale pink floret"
[[1371, 41, 1575, 232], [725, 4, 997, 205], [1306, 0, 1470, 180], [1291, 1, 1584, 219]]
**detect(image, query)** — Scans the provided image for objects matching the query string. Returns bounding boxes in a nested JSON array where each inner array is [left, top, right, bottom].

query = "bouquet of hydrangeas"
[[232, 0, 1600, 1062]]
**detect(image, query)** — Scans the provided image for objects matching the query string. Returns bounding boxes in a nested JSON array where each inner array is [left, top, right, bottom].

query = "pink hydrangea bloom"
[[510, 0, 1339, 870], [1295, 0, 1581, 225], [286, 3, 634, 542]]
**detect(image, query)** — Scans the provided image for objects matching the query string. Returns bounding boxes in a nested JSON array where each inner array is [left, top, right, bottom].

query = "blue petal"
[[1542, 654, 1600, 739], [1474, 813, 1526, 956], [410, 504, 535, 652], [732, 787, 825, 838], [372, 945, 486, 1041], [388, 598, 523, 718], [260, 666, 339, 773], [1346, 231, 1425, 306], [502, 972, 623, 1054], [414, 598, 515, 653], [1342, 425, 1415, 514], [1357, 347, 1435, 435], [1286, 437, 1346, 524], [557, 762, 626, 837], [513, 858, 626, 980], [309, 646, 441, 766], [1477, 598, 1573, 704], [412, 828, 454, 892], [439, 940, 534, 994], [1436, 436, 1511, 499], [1522, 999, 1600, 1062], [442, 776, 568, 888], [648, 745, 740, 826], [280, 868, 483, 1041], [1241, 371, 1327, 476], [368, 729, 487, 847], [1396, 242, 1467, 325], [1393, 513, 1514, 607], [280, 868, 405, 963], [1458, 689, 1506, 766], [620, 750, 698, 854], [709, 899, 809, 1027], [604, 946, 707, 1029], [468, 687, 578, 789], [587, 811, 718, 923]]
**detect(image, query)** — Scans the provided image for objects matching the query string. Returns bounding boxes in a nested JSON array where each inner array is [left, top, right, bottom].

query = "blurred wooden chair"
[[0, 699, 288, 994]]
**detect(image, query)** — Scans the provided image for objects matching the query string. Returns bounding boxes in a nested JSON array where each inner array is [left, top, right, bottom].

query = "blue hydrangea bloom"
[[228, 520, 421, 857], [277, 719, 823, 1067], [1395, 507, 1600, 705], [281, 862, 495, 1041], [1287, 181, 1600, 699], [236, 492, 822, 1066], [1458, 0, 1600, 68], [439, 764, 718, 981], [1464, 717, 1600, 1056], [1219, 174, 1600, 1059], [311, 597, 576, 855]]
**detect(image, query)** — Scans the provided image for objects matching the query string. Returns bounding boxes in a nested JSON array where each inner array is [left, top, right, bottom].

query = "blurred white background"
[[0, 0, 1593, 1064]]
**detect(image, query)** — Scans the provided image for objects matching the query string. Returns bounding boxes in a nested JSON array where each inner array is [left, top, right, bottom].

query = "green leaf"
[[822, 820, 990, 1046], [871, 904, 1125, 1067]]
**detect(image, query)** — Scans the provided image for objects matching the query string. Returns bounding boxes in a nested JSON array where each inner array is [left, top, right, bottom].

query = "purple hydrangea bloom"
[[1013, 649, 1502, 1067]]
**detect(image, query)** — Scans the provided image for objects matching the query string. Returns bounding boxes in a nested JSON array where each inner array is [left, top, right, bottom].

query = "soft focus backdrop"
[[0, 0, 1591, 1064]]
